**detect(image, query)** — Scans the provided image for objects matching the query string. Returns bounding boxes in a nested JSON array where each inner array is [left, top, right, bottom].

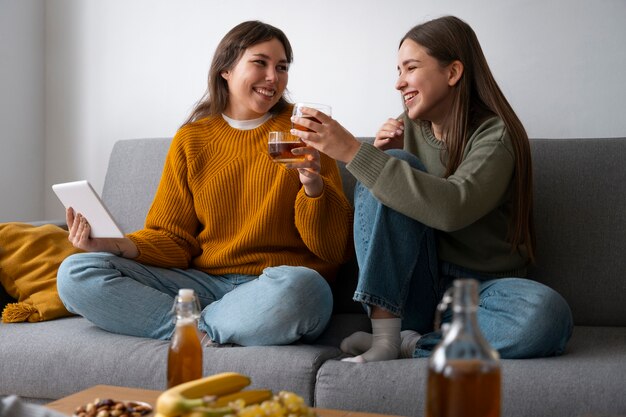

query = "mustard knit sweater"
[[127, 106, 353, 281]]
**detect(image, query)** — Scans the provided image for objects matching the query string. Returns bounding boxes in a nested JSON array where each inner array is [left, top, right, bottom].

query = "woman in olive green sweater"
[[291, 15, 573, 362]]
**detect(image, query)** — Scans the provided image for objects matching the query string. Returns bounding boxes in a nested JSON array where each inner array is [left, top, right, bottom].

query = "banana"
[[156, 372, 251, 416], [212, 389, 273, 407], [182, 406, 235, 417]]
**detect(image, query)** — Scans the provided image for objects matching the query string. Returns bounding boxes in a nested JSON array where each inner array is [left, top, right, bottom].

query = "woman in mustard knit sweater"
[[56, 21, 353, 345]]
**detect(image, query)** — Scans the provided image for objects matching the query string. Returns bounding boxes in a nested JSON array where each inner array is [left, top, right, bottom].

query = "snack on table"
[[74, 398, 152, 417], [234, 391, 316, 417], [155, 372, 316, 417]]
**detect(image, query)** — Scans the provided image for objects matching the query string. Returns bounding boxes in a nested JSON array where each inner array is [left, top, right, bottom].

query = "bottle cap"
[[178, 288, 195, 301]]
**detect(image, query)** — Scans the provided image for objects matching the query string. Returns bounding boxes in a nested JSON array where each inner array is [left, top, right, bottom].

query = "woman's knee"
[[296, 269, 334, 339], [57, 253, 84, 294], [385, 149, 427, 171], [57, 252, 112, 308], [262, 266, 333, 336], [265, 266, 332, 309], [353, 150, 425, 205], [480, 278, 573, 358], [528, 281, 573, 354]]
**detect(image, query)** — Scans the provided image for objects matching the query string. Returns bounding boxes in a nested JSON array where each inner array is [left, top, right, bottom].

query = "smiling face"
[[220, 38, 289, 120], [396, 39, 462, 128]]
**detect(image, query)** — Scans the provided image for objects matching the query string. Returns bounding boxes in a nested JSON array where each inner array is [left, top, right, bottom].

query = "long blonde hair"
[[401, 16, 535, 261]]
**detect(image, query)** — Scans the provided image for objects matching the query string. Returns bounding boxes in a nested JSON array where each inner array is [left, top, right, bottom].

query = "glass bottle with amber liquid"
[[167, 288, 203, 388], [426, 279, 501, 417]]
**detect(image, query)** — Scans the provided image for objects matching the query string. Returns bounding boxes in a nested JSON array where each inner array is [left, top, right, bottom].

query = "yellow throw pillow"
[[0, 222, 82, 323]]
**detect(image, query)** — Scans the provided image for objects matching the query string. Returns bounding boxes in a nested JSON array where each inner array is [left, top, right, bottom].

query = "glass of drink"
[[268, 131, 305, 165], [292, 102, 332, 132]]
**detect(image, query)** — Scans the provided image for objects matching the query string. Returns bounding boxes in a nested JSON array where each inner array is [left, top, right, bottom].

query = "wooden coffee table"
[[46, 384, 401, 417]]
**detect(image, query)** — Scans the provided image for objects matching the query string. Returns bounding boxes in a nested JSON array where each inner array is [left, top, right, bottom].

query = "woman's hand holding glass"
[[288, 103, 334, 197], [289, 145, 323, 198], [268, 130, 323, 197], [290, 105, 361, 164]]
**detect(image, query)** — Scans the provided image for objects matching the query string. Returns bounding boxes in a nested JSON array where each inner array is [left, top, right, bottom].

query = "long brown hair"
[[401, 16, 535, 261], [184, 21, 293, 125]]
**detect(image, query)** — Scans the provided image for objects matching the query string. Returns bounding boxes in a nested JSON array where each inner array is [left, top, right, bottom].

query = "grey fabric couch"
[[1, 137, 625, 417]]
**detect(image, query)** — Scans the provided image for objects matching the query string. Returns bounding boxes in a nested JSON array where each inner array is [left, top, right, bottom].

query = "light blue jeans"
[[57, 253, 333, 345], [353, 149, 573, 359]]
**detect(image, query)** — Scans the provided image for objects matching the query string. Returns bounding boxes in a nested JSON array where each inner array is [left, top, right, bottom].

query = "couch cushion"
[[0, 317, 340, 404], [0, 223, 80, 322], [528, 138, 626, 326], [314, 326, 626, 417]]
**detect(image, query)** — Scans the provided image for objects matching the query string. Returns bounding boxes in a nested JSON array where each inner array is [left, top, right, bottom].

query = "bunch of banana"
[[155, 372, 315, 417], [235, 391, 316, 417]]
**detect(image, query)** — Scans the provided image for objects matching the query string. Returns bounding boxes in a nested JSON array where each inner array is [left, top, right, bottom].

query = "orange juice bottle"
[[426, 279, 501, 417], [167, 288, 203, 388]]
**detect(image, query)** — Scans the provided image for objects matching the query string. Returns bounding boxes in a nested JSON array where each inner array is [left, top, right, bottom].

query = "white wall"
[[1, 0, 625, 222], [0, 0, 45, 222]]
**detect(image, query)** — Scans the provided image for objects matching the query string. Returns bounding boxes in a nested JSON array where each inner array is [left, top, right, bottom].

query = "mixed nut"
[[73, 398, 153, 417]]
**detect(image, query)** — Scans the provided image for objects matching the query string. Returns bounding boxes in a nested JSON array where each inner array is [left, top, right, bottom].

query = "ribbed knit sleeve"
[[127, 127, 203, 268], [294, 152, 354, 265], [347, 142, 391, 189]]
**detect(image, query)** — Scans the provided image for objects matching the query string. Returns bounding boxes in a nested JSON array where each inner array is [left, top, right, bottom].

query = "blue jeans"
[[57, 253, 333, 345], [353, 149, 573, 359]]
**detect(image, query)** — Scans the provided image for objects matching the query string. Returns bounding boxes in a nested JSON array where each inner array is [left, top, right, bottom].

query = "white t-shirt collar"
[[222, 113, 272, 130]]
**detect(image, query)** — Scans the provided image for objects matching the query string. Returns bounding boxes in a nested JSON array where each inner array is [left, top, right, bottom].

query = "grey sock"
[[342, 318, 401, 363], [400, 330, 421, 358], [340, 331, 373, 356]]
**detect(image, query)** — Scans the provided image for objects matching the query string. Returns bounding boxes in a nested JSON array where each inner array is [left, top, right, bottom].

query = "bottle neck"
[[450, 281, 480, 330], [431, 279, 500, 368], [173, 295, 200, 325], [175, 303, 199, 317], [175, 316, 197, 327], [454, 278, 479, 311]]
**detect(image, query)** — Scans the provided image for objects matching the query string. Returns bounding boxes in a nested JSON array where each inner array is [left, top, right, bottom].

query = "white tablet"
[[52, 180, 124, 238]]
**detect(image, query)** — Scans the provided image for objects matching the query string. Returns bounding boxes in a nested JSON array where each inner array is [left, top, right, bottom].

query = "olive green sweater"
[[347, 115, 528, 277]]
